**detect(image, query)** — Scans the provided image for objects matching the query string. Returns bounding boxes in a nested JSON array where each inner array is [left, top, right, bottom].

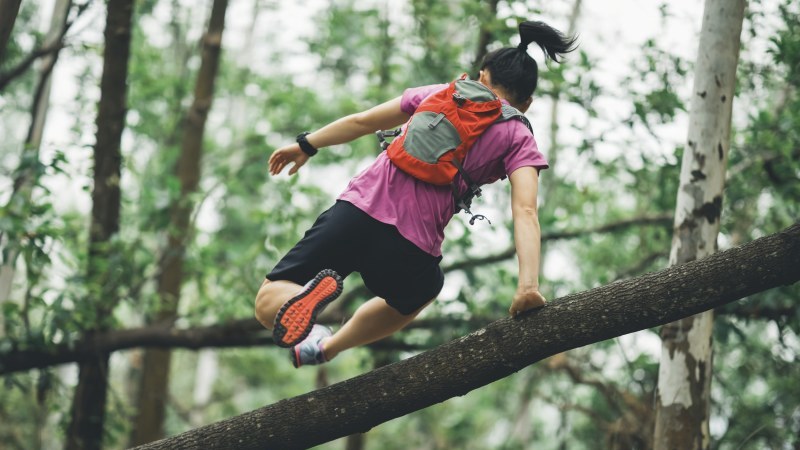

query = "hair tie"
[[517, 42, 529, 51]]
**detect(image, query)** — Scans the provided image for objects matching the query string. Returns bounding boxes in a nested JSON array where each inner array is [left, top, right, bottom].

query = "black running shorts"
[[266, 200, 444, 315]]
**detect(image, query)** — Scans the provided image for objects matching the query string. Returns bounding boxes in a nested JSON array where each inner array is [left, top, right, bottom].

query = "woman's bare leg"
[[322, 297, 433, 360], [254, 279, 303, 329]]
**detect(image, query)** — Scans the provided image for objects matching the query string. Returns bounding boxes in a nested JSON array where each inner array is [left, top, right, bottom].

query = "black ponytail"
[[480, 20, 578, 103], [517, 21, 578, 62]]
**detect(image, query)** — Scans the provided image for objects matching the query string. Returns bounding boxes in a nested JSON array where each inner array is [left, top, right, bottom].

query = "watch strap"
[[296, 132, 318, 156]]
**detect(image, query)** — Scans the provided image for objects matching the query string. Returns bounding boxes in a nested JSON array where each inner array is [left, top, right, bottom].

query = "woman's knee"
[[390, 297, 435, 319], [409, 298, 435, 317], [254, 279, 277, 329]]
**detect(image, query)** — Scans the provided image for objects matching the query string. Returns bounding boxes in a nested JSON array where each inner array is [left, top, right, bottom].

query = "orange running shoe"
[[272, 269, 343, 348]]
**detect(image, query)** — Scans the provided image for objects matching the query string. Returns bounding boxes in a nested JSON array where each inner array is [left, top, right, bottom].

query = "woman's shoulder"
[[400, 83, 449, 115]]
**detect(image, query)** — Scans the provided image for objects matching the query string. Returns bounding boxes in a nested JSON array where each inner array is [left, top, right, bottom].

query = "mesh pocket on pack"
[[402, 111, 462, 164]]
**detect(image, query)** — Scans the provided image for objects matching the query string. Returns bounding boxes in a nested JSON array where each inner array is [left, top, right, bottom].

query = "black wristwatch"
[[296, 132, 318, 157]]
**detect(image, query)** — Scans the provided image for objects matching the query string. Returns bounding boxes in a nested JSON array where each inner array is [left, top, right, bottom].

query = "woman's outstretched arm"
[[269, 96, 408, 176]]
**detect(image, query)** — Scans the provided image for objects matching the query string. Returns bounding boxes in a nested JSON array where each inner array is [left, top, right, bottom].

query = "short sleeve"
[[503, 121, 549, 175], [400, 84, 449, 116]]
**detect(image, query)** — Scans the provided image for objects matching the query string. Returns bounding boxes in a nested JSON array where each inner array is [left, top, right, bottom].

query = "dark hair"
[[480, 21, 578, 104]]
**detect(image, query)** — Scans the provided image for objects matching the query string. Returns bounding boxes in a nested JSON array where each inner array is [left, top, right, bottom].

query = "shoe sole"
[[273, 269, 342, 348]]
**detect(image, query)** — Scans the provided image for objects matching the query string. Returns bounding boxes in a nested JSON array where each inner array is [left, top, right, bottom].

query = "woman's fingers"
[[269, 152, 286, 175]]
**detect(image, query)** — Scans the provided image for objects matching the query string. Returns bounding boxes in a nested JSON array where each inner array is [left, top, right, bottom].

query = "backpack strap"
[[492, 104, 533, 183], [497, 104, 534, 134], [451, 158, 491, 225], [449, 104, 532, 226]]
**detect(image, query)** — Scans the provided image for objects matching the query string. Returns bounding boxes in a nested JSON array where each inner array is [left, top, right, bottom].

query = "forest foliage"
[[0, 0, 798, 449]]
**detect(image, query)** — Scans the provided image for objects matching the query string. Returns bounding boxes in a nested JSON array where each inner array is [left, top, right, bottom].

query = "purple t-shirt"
[[338, 83, 549, 257]]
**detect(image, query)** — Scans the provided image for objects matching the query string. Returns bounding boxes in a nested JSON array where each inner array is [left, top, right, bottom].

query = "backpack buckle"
[[468, 214, 491, 226], [375, 129, 401, 150], [458, 201, 492, 226], [452, 92, 467, 106], [454, 189, 491, 226]]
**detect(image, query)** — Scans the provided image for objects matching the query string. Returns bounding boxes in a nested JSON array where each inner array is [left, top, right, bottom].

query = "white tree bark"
[[653, 0, 746, 449]]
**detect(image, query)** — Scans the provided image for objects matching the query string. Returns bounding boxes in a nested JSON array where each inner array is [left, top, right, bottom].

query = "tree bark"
[[0, 0, 21, 63], [654, 1, 746, 449], [64, 1, 134, 449], [130, 0, 228, 445], [131, 223, 800, 450]]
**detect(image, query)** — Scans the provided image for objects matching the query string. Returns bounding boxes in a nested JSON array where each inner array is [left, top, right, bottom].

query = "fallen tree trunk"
[[134, 223, 800, 449]]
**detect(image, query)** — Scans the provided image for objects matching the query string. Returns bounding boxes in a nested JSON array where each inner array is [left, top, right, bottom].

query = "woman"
[[255, 21, 577, 367]]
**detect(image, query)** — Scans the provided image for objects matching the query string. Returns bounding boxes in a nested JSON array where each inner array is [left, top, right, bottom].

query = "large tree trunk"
[[131, 224, 800, 450], [130, 0, 228, 445], [0, 0, 21, 63], [64, 1, 134, 449], [653, 1, 746, 449]]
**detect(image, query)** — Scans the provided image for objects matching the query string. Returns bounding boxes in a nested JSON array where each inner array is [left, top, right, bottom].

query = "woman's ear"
[[478, 69, 490, 85], [520, 96, 533, 113]]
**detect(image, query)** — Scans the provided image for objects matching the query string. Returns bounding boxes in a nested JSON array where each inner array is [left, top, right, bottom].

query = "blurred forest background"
[[0, 0, 798, 449]]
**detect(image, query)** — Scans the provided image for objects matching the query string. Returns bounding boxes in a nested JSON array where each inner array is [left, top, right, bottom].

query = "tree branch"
[[8, 215, 794, 377], [337, 213, 674, 304], [444, 214, 672, 273], [0, 313, 488, 374], [2, 285, 785, 376], [0, 1, 91, 92]]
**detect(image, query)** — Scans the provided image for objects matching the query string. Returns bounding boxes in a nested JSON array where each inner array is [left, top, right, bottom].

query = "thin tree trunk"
[[130, 0, 228, 445], [345, 432, 366, 450], [0, 0, 21, 63], [653, 1, 746, 449], [189, 350, 218, 427], [545, 0, 582, 181], [64, 1, 134, 449], [509, 368, 538, 444], [0, 0, 71, 312], [132, 224, 800, 450], [376, 1, 392, 89], [470, 0, 499, 78]]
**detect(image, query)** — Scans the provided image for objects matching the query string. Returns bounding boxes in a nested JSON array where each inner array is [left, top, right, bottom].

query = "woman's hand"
[[509, 287, 546, 317], [268, 144, 310, 176]]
